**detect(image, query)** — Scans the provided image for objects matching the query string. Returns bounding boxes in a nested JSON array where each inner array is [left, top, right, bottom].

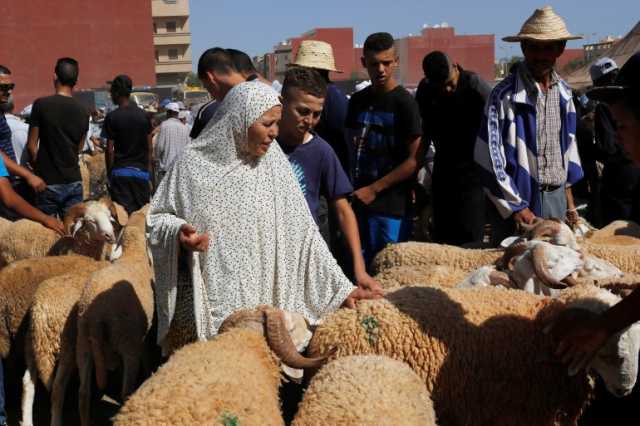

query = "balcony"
[[153, 32, 191, 46], [151, 0, 189, 18], [155, 60, 192, 74]]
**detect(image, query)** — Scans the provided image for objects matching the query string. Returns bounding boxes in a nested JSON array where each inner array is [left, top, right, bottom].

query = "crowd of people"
[[1, 4, 640, 424]]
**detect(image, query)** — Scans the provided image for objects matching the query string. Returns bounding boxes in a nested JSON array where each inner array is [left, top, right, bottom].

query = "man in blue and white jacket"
[[475, 6, 584, 245]]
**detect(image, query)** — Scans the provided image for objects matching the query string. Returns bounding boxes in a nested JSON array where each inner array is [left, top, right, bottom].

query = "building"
[[556, 48, 585, 73], [395, 25, 494, 87], [584, 36, 621, 62], [0, 0, 156, 110], [152, 0, 192, 86], [259, 26, 494, 88]]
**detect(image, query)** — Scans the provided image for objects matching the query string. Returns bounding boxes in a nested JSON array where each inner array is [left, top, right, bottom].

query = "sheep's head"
[[219, 305, 332, 369], [557, 289, 640, 397], [63, 198, 128, 244], [520, 218, 580, 250]]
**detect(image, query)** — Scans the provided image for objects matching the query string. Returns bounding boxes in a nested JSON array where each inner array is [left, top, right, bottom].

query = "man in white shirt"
[[154, 102, 190, 184], [0, 100, 28, 167]]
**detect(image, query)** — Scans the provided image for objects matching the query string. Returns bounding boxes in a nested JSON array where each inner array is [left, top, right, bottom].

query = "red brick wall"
[[0, 0, 156, 110]]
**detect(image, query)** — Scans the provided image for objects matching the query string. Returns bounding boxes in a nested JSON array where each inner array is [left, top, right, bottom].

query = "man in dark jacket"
[[415, 51, 491, 245]]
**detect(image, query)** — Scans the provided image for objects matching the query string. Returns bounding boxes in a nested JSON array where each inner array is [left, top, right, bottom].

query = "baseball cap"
[[588, 52, 640, 102], [165, 102, 180, 113], [589, 57, 618, 83]]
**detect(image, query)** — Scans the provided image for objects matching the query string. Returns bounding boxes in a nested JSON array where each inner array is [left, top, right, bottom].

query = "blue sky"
[[190, 0, 638, 63]]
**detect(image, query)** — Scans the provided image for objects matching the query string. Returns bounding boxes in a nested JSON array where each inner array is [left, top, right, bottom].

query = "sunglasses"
[[0, 83, 15, 92]]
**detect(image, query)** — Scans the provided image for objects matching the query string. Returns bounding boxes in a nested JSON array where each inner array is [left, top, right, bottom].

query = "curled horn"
[[264, 309, 335, 369], [497, 241, 530, 270], [531, 244, 567, 290], [488, 270, 514, 287], [62, 203, 87, 236], [99, 197, 128, 227]]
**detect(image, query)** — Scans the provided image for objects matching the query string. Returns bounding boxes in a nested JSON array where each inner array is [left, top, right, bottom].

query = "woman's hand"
[[179, 224, 209, 252], [342, 287, 382, 309], [354, 271, 384, 297]]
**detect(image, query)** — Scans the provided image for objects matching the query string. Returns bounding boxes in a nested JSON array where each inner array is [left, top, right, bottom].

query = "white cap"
[[165, 102, 180, 113], [589, 57, 618, 83]]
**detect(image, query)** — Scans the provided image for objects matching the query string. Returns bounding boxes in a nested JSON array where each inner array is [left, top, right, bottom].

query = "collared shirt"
[[520, 66, 564, 185], [154, 117, 190, 172]]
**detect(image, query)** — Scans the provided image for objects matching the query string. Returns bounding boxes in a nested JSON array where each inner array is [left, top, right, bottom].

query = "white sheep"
[[292, 355, 438, 426], [79, 152, 108, 200], [308, 285, 640, 425], [75, 206, 155, 426], [113, 306, 333, 426], [0, 197, 128, 266]]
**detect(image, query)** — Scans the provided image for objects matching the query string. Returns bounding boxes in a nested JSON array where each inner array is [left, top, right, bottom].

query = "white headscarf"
[[147, 82, 353, 349]]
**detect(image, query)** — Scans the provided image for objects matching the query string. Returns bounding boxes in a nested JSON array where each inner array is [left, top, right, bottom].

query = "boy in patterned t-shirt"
[[277, 67, 382, 295]]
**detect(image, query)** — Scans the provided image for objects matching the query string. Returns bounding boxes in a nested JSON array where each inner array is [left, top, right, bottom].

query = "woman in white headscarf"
[[147, 82, 375, 352]]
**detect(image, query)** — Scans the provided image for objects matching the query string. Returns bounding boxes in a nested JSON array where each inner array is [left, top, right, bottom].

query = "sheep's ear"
[[100, 197, 128, 227], [63, 203, 86, 235], [111, 202, 129, 227]]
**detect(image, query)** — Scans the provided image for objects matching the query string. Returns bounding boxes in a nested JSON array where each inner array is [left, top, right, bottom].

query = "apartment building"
[[152, 0, 193, 86]]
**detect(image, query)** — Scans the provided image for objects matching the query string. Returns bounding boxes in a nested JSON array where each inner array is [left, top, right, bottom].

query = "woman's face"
[[247, 105, 282, 158]]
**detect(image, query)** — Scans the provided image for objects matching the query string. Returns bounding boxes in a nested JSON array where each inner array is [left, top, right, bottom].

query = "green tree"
[[184, 72, 203, 87]]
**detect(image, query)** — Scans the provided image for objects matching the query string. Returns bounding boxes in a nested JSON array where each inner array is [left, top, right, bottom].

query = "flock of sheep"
[[1, 154, 640, 425]]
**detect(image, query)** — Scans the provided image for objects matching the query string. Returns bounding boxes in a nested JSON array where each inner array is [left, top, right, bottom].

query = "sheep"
[[375, 265, 471, 290], [21, 264, 110, 426], [0, 197, 128, 266], [307, 285, 640, 425], [589, 220, 640, 240], [292, 355, 437, 426], [79, 152, 108, 200], [371, 242, 503, 275], [113, 306, 333, 426], [580, 243, 640, 275], [75, 206, 156, 426], [0, 255, 108, 421]]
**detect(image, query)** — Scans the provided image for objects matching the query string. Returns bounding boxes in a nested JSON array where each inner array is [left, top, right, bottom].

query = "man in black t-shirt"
[[27, 57, 88, 218], [345, 32, 423, 267], [103, 75, 152, 214], [190, 48, 247, 139], [415, 51, 491, 246]]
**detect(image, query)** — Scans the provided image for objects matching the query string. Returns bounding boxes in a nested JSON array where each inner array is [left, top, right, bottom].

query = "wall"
[[0, 0, 156, 109]]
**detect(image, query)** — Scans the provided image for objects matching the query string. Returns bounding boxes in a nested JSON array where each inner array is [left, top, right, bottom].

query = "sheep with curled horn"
[[113, 305, 334, 426]]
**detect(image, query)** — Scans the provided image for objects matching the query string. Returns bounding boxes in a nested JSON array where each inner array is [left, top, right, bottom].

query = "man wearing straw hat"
[[475, 5, 584, 244]]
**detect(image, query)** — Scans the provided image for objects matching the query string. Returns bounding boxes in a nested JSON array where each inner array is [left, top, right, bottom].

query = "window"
[[168, 49, 179, 60], [155, 50, 159, 62], [166, 21, 176, 33], [153, 22, 157, 33]]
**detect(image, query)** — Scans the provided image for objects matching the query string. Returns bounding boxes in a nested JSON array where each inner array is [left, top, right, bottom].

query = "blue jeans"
[[0, 359, 6, 425], [35, 181, 83, 218], [357, 210, 412, 269]]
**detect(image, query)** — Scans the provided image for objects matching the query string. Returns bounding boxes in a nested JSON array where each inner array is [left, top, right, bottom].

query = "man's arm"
[[353, 136, 423, 205], [147, 133, 154, 174], [0, 177, 63, 234], [27, 126, 39, 168], [0, 151, 46, 192], [330, 197, 382, 294], [105, 139, 115, 175]]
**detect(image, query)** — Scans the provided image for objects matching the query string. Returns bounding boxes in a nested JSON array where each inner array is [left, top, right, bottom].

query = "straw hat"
[[502, 5, 582, 42], [290, 40, 343, 73]]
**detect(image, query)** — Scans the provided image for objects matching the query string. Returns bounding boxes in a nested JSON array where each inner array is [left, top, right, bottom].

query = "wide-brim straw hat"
[[502, 5, 582, 42], [289, 40, 343, 73]]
